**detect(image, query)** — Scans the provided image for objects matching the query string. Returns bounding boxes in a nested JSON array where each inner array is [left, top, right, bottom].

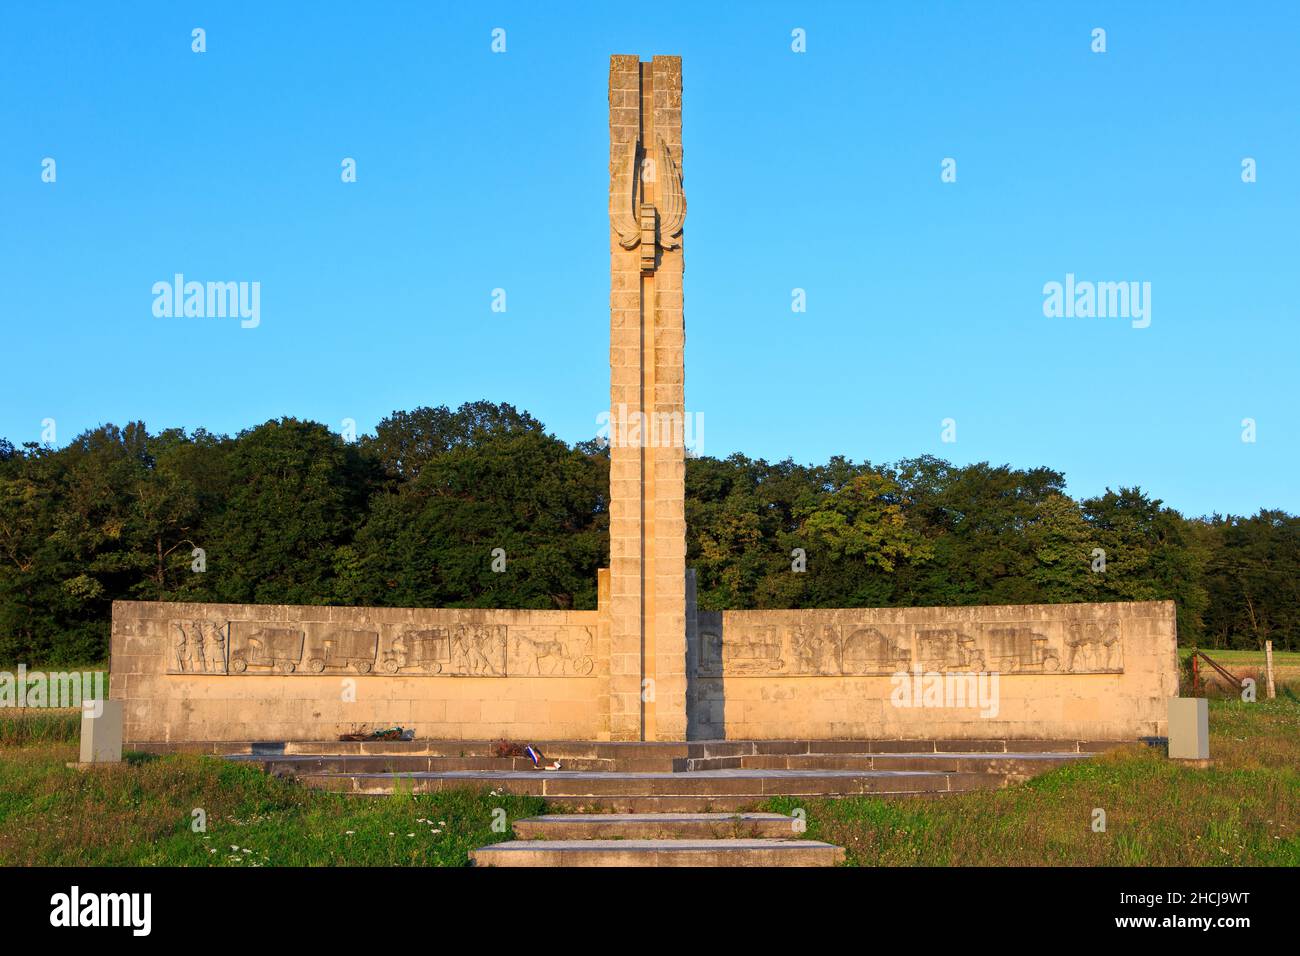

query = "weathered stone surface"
[[607, 54, 688, 741], [79, 700, 123, 764], [469, 839, 844, 867], [113, 601, 605, 745], [1168, 697, 1209, 760], [108, 54, 1181, 751], [511, 812, 797, 840]]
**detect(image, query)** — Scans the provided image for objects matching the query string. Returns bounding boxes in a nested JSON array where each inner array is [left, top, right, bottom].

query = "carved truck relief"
[[697, 616, 1126, 677], [305, 629, 378, 674], [229, 624, 304, 674]]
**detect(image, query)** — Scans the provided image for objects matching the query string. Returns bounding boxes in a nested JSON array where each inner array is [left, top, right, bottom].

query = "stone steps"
[[469, 838, 845, 867], [474, 811, 844, 866], [237, 754, 638, 775], [296, 767, 1003, 807], [512, 812, 798, 839], [233, 750, 1085, 779], [228, 739, 1105, 812], [146, 737, 1124, 759], [682, 752, 1087, 775]]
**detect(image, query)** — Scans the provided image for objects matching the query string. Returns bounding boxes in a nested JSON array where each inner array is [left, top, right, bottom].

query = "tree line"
[[1, 401, 1295, 664]]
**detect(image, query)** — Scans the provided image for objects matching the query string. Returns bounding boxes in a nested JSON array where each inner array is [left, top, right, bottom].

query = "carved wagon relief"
[[700, 615, 1126, 677], [914, 628, 984, 673], [381, 626, 452, 675], [380, 623, 508, 676], [168, 618, 597, 677], [722, 625, 785, 674], [841, 626, 911, 675], [507, 626, 595, 676]]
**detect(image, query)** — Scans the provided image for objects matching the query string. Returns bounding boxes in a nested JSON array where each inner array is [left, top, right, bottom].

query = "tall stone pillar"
[[607, 55, 687, 741]]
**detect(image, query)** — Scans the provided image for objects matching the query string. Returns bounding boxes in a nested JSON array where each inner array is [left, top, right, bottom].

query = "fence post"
[[1265, 641, 1276, 700]]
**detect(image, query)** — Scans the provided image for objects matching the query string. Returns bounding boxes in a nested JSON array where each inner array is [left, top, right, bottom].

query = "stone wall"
[[111, 599, 607, 746], [685, 600, 1178, 741], [113, 591, 1177, 745]]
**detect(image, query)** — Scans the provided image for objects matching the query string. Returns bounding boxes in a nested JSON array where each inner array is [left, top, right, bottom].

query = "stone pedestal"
[[1167, 697, 1209, 761], [79, 700, 124, 764]]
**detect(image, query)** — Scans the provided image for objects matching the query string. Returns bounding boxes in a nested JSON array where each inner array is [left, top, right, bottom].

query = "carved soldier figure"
[[206, 624, 227, 673], [173, 624, 190, 672]]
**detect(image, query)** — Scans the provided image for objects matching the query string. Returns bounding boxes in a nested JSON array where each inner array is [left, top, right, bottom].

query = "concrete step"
[[298, 767, 1003, 803], [144, 737, 1128, 758], [470, 838, 845, 867], [511, 812, 799, 840], [234, 754, 628, 775], [235, 750, 1084, 781], [544, 792, 955, 812], [677, 752, 1086, 775]]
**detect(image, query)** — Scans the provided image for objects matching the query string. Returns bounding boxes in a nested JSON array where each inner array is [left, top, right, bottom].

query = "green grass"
[[0, 737, 543, 866], [1, 698, 1296, 866], [0, 711, 81, 745], [765, 698, 1300, 866], [1178, 647, 1300, 664]]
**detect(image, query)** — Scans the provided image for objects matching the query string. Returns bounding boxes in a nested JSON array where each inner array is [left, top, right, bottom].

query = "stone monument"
[[109, 56, 1179, 748]]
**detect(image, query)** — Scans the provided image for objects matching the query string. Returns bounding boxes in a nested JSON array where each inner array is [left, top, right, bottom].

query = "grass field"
[[768, 699, 1300, 866], [1176, 647, 1300, 699], [1, 699, 1296, 866], [0, 732, 544, 866]]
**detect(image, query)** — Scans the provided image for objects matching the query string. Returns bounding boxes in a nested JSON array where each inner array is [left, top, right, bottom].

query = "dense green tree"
[[0, 403, 1294, 662], [342, 426, 606, 610], [202, 419, 374, 606]]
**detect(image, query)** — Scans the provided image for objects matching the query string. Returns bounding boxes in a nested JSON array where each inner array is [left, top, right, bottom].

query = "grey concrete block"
[[1167, 697, 1208, 761], [80, 700, 123, 764]]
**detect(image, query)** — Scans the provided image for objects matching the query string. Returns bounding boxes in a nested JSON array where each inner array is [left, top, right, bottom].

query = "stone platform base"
[[218, 737, 1125, 811], [212, 737, 1130, 864]]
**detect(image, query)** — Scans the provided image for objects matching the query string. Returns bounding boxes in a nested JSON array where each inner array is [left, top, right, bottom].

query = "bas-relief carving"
[[698, 618, 1126, 678], [507, 626, 595, 676], [167, 619, 594, 677], [611, 137, 685, 275], [229, 623, 304, 674], [171, 621, 229, 674], [383, 624, 507, 676]]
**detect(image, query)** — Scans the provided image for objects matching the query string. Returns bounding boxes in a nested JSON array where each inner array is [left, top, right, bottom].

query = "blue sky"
[[2, 1, 1296, 518]]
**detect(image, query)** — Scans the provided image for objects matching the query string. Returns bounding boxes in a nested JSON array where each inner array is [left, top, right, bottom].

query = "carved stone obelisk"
[[607, 55, 687, 741]]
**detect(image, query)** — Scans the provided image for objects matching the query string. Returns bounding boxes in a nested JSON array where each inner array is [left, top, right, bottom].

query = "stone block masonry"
[[111, 601, 608, 745], [607, 55, 687, 741], [112, 596, 1176, 745], [106, 55, 1181, 747]]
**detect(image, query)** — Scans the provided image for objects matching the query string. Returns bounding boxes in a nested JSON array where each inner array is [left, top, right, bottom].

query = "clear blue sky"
[[2, 1, 1297, 519]]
